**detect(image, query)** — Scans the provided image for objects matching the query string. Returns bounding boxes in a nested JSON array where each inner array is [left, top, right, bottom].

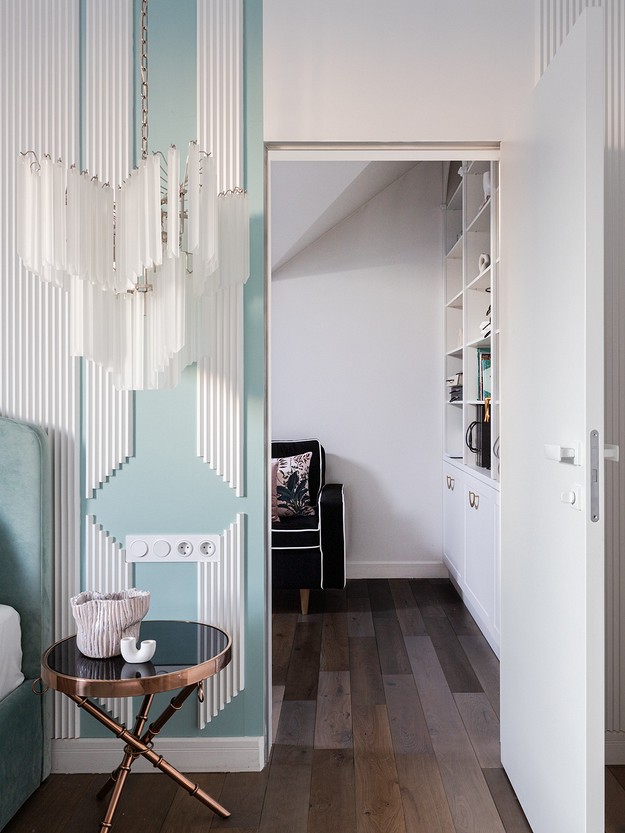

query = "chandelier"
[[16, 0, 249, 390]]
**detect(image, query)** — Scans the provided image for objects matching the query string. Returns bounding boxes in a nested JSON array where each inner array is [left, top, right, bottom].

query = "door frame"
[[263, 139, 500, 747]]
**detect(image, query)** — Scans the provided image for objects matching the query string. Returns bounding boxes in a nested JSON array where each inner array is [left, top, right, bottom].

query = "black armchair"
[[271, 439, 346, 614]]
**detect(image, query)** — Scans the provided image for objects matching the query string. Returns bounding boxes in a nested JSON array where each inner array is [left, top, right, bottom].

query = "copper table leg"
[[97, 694, 154, 802], [70, 688, 230, 832]]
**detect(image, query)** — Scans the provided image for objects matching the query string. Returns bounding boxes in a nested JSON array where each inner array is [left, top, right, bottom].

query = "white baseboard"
[[346, 561, 449, 580], [606, 732, 625, 764], [52, 736, 265, 773]]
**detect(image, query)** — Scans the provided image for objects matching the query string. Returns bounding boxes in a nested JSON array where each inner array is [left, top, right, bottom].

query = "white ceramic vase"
[[70, 589, 150, 659]]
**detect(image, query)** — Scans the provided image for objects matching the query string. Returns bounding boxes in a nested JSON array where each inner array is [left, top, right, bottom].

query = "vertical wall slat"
[[197, 0, 245, 497], [84, 0, 134, 500], [84, 515, 134, 726], [197, 513, 246, 728]]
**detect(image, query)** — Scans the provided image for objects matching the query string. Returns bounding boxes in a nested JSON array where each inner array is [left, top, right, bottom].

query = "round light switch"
[[130, 539, 149, 559], [153, 539, 171, 558]]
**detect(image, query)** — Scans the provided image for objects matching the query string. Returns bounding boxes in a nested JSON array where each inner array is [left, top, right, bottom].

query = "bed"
[[0, 416, 51, 830]]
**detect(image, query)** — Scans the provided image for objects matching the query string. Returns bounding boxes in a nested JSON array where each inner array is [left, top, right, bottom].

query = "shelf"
[[446, 181, 462, 211], [465, 335, 490, 350], [467, 197, 491, 233], [446, 289, 463, 309], [443, 160, 499, 493], [466, 265, 492, 292], [446, 234, 463, 258]]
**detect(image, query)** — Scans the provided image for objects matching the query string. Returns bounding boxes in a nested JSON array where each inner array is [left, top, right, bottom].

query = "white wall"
[[271, 163, 445, 577], [263, 0, 534, 142]]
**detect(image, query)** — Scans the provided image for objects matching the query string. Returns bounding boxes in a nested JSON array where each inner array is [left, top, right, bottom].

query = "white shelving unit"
[[442, 160, 500, 656], [444, 160, 499, 478]]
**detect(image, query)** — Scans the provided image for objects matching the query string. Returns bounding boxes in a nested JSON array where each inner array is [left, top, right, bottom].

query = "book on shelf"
[[477, 347, 491, 400]]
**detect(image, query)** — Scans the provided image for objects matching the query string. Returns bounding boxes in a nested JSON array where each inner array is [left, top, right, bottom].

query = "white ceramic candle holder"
[[120, 636, 157, 663]]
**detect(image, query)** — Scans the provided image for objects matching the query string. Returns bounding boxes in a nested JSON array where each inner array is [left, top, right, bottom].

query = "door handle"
[[544, 443, 582, 465]]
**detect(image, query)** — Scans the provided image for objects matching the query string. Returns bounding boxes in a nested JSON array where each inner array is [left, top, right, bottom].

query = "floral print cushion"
[[272, 452, 316, 522]]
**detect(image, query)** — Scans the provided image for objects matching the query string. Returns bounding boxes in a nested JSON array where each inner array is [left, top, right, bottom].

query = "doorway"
[[265, 121, 606, 831]]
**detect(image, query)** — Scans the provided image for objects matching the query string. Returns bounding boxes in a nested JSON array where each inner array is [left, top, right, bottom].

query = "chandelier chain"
[[140, 0, 149, 160]]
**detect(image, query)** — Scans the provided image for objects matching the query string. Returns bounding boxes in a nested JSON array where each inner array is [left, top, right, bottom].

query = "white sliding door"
[[500, 8, 604, 833]]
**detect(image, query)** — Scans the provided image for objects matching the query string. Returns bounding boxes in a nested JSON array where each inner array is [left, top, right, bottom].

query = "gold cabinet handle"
[[474, 494, 480, 510], [468, 491, 475, 508], [450, 477, 455, 491]]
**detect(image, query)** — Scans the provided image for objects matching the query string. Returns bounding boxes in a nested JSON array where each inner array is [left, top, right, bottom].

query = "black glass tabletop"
[[42, 620, 231, 697]]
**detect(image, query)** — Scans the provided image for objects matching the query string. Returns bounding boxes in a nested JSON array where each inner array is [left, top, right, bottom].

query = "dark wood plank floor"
[[4, 579, 624, 832]]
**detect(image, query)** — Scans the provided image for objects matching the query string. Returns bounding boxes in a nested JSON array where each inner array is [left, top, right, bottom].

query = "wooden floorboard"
[[483, 768, 533, 833], [606, 766, 625, 833], [3, 774, 100, 833], [211, 769, 270, 830], [423, 616, 483, 693], [258, 745, 312, 833], [320, 611, 349, 671], [352, 704, 407, 833], [383, 673, 434, 756], [394, 753, 457, 833], [372, 612, 412, 675], [458, 634, 500, 718], [308, 748, 357, 833], [283, 618, 322, 701], [6, 579, 559, 833], [160, 773, 225, 832], [454, 693, 501, 768], [314, 670, 352, 749], [272, 612, 298, 687], [275, 699, 316, 747], [389, 579, 427, 636], [347, 600, 375, 638], [405, 635, 506, 833], [349, 636, 385, 706]]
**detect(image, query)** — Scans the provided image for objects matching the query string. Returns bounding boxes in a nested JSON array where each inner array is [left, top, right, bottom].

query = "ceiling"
[[270, 160, 420, 274]]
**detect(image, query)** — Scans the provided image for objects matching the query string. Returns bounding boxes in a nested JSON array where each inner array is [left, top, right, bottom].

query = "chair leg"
[[299, 589, 310, 616]]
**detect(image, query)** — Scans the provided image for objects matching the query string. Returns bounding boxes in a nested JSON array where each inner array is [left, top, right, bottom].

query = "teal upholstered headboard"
[[0, 417, 51, 680]]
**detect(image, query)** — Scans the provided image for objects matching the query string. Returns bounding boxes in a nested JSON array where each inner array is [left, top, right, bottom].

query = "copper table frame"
[[40, 621, 232, 833]]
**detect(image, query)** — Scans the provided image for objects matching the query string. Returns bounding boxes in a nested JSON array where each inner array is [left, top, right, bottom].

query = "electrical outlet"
[[177, 540, 193, 557], [199, 540, 216, 557], [125, 534, 221, 563]]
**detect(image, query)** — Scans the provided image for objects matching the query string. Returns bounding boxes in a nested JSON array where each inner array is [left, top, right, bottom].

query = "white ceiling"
[[270, 160, 419, 273]]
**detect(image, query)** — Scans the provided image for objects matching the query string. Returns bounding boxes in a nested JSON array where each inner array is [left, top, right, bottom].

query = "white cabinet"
[[464, 478, 496, 630], [442, 465, 464, 582], [443, 461, 500, 657]]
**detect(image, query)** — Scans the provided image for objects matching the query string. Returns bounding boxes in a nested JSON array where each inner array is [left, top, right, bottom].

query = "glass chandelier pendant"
[[15, 0, 249, 390]]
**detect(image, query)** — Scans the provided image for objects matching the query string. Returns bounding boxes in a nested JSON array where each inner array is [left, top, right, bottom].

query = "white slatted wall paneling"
[[197, 514, 246, 728], [197, 0, 245, 496], [84, 0, 134, 500], [82, 0, 135, 728], [0, 0, 81, 740], [538, 0, 625, 744]]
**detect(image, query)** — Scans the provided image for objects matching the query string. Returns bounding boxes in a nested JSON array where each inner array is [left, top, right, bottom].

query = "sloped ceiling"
[[270, 160, 419, 274]]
